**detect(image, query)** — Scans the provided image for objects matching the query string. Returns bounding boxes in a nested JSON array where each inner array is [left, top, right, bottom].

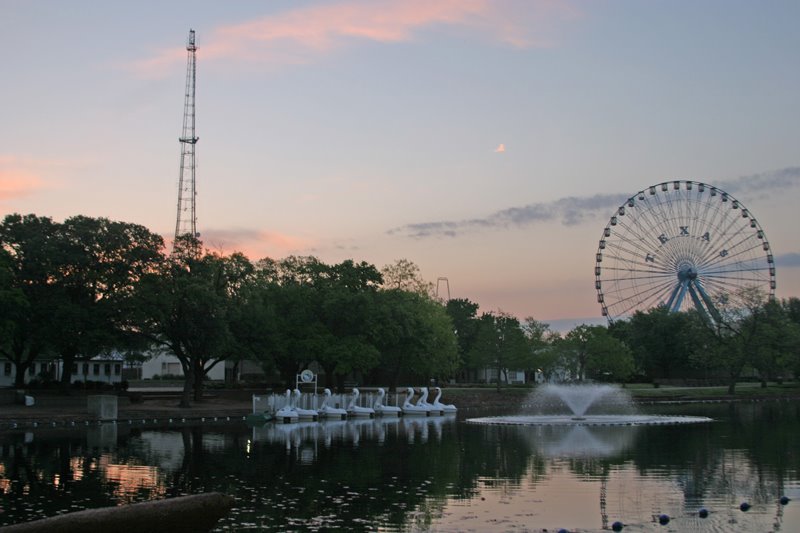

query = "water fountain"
[[467, 383, 712, 427]]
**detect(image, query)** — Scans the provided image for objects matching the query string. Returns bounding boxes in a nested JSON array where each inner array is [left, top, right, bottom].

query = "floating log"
[[0, 492, 234, 533]]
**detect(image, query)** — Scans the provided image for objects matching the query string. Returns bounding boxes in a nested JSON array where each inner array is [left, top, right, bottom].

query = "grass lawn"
[[624, 381, 800, 398], [438, 381, 800, 401]]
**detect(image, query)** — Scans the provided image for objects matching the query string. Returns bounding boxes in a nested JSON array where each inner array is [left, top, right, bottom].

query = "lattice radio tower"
[[174, 29, 199, 249]]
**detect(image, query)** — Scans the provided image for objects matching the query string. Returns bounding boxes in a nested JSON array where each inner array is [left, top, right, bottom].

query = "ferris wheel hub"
[[677, 264, 698, 282]]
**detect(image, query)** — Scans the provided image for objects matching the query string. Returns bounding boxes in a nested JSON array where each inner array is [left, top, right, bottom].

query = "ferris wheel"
[[595, 180, 776, 323]]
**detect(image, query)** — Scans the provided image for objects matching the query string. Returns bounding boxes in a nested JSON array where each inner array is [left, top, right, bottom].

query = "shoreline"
[[2, 386, 799, 432]]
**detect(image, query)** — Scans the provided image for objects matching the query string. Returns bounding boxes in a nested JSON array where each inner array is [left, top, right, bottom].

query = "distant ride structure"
[[595, 180, 776, 324]]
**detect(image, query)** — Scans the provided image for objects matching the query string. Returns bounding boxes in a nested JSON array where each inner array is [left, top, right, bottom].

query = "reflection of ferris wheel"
[[595, 180, 776, 323]]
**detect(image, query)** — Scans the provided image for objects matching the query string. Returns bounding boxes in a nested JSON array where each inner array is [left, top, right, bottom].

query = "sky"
[[1, 0, 798, 330]]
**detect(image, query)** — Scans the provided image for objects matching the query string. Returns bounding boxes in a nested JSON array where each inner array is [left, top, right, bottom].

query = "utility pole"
[[174, 29, 199, 249]]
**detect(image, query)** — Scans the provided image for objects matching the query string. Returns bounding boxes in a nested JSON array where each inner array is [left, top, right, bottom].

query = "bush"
[[80, 380, 116, 391], [126, 392, 143, 404], [27, 377, 58, 390], [152, 373, 182, 381]]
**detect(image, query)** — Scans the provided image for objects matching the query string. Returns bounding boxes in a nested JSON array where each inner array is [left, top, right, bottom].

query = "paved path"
[[0, 396, 253, 431], [128, 386, 184, 392]]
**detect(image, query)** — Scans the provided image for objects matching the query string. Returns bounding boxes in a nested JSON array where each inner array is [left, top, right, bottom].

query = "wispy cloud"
[[130, 0, 581, 78], [494, 143, 506, 153], [775, 253, 800, 268], [716, 166, 800, 200], [389, 193, 627, 238], [388, 167, 800, 239]]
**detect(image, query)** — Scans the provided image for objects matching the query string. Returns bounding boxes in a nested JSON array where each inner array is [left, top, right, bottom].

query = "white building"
[[1, 360, 57, 387], [477, 367, 527, 385], [1, 356, 124, 388], [64, 357, 124, 385], [139, 350, 225, 381]]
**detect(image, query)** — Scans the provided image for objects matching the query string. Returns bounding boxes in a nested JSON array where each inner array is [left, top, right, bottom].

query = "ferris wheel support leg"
[[688, 284, 713, 325], [693, 281, 723, 325], [665, 283, 680, 310], [669, 281, 689, 312]]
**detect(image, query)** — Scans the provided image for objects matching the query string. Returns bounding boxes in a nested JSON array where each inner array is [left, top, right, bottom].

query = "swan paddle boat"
[[402, 387, 430, 416], [318, 388, 348, 420], [431, 386, 457, 414], [275, 389, 299, 423], [347, 388, 376, 418], [416, 387, 444, 416], [292, 388, 319, 421], [373, 388, 402, 417]]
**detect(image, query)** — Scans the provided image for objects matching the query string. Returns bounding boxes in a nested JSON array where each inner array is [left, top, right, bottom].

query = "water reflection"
[[94, 455, 166, 502], [251, 416, 456, 461], [0, 402, 797, 532], [514, 424, 639, 458]]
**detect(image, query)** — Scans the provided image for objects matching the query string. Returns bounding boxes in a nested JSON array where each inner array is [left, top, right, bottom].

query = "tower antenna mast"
[[174, 29, 199, 249]]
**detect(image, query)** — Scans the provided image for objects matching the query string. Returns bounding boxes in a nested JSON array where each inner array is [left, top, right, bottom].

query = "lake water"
[[0, 401, 798, 532]]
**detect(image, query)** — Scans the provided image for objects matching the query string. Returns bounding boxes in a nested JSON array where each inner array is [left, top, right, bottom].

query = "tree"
[[380, 259, 434, 297], [468, 311, 528, 391], [780, 298, 800, 379], [617, 307, 703, 381], [241, 257, 388, 390], [521, 317, 556, 381], [584, 329, 635, 382], [445, 298, 480, 381], [0, 213, 164, 388], [697, 287, 773, 394], [237, 256, 322, 386], [561, 325, 593, 381], [559, 325, 634, 382], [531, 339, 567, 382], [0, 248, 29, 383], [225, 273, 281, 384], [132, 237, 241, 406], [746, 299, 780, 385], [414, 295, 460, 384], [784, 297, 800, 324], [313, 260, 383, 390], [210, 251, 266, 384], [374, 290, 458, 390], [48, 215, 165, 386], [0, 214, 61, 386]]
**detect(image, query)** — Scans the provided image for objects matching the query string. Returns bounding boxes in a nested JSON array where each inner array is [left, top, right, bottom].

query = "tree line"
[[0, 215, 462, 406], [448, 289, 800, 394], [2, 213, 799, 406]]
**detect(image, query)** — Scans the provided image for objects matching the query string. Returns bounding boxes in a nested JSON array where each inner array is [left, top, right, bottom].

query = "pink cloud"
[[129, 48, 187, 80], [494, 143, 506, 153], [131, 0, 581, 77], [0, 156, 46, 200], [212, 0, 487, 51], [186, 227, 313, 260]]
